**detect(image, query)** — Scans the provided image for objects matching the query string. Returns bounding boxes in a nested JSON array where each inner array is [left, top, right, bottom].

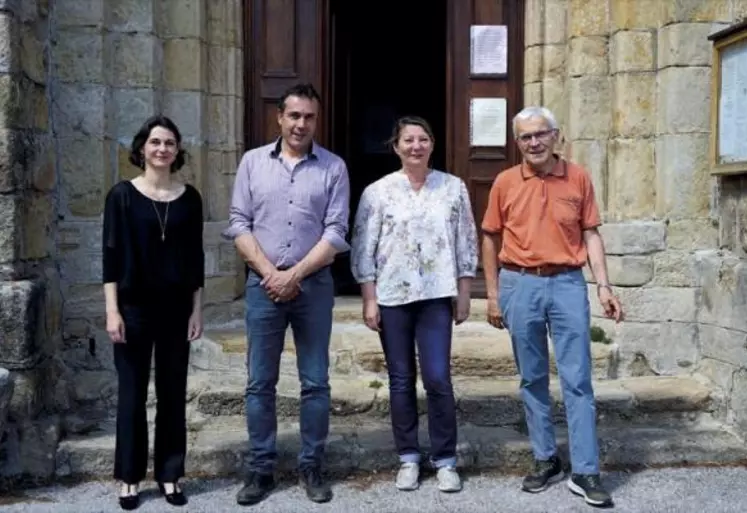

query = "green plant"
[[590, 324, 613, 345], [368, 379, 383, 389]]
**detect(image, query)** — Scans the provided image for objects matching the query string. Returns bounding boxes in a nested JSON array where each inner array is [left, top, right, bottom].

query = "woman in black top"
[[103, 115, 205, 510]]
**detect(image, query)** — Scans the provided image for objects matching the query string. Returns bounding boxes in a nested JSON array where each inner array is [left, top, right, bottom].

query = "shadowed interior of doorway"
[[330, 0, 448, 295]]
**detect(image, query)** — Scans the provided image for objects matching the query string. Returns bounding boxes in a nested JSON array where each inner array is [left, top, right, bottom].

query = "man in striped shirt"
[[223, 83, 350, 506]]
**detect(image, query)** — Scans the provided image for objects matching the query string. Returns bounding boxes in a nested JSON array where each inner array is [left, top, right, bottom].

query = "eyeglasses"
[[516, 129, 557, 144]]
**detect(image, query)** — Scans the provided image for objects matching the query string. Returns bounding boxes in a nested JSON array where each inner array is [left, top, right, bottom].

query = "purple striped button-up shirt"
[[223, 140, 351, 268]]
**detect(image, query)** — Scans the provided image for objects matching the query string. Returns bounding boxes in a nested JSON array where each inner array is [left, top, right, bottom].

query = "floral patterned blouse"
[[350, 169, 479, 306]]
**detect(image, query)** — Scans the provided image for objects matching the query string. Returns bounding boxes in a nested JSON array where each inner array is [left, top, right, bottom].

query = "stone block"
[[595, 318, 699, 376], [651, 250, 698, 287], [660, 0, 731, 24], [730, 369, 747, 433], [56, 0, 104, 28], [207, 170, 234, 221], [523, 82, 542, 106], [59, 137, 110, 217], [22, 191, 54, 259], [8, 368, 43, 420], [52, 83, 107, 138], [52, 29, 104, 84], [570, 140, 607, 210], [569, 0, 609, 37], [0, 13, 18, 74], [180, 143, 207, 197], [208, 94, 238, 148], [108, 33, 160, 88], [544, 0, 568, 45], [543, 43, 567, 79], [0, 73, 22, 129], [208, 46, 241, 96], [610, 0, 662, 29], [164, 38, 207, 91], [163, 91, 205, 143], [696, 250, 747, 332], [0, 367, 12, 436], [204, 275, 239, 305], [0, 193, 20, 264], [735, 0, 747, 20], [568, 36, 608, 77], [22, 79, 48, 130], [658, 23, 727, 68], [207, 0, 241, 47], [568, 75, 610, 139], [0, 128, 23, 193], [607, 255, 654, 286], [0, 279, 46, 369], [655, 133, 710, 218], [26, 133, 55, 192], [106, 0, 155, 33], [590, 284, 698, 323], [607, 138, 656, 219], [610, 30, 654, 73], [668, 218, 719, 251], [59, 249, 103, 284], [117, 143, 140, 181], [697, 357, 736, 397], [700, 324, 747, 369], [525, 0, 544, 47], [57, 221, 102, 253], [159, 0, 207, 39], [524, 45, 543, 83], [612, 72, 655, 137], [110, 88, 158, 142], [656, 67, 711, 134], [599, 221, 666, 255]]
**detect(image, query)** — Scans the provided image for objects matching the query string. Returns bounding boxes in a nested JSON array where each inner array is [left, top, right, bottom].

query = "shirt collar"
[[520, 155, 567, 180], [269, 137, 318, 160]]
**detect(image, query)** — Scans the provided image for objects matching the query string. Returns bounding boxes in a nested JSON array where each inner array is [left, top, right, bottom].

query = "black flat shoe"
[[118, 484, 140, 510], [158, 482, 188, 506]]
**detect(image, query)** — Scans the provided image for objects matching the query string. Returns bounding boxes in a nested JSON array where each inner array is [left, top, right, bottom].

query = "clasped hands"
[[261, 268, 302, 302]]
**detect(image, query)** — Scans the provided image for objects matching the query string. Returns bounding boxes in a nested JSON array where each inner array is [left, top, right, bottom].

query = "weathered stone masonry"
[[0, 0, 244, 485], [525, 0, 747, 432], [3, 0, 747, 488]]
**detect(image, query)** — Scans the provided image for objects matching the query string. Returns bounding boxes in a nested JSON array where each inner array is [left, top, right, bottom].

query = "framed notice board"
[[709, 20, 747, 176]]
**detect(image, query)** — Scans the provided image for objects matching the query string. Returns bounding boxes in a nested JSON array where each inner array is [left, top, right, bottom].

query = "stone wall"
[[525, 0, 747, 431], [0, 0, 244, 486]]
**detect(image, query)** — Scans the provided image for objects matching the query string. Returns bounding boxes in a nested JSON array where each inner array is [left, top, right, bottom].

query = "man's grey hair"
[[512, 106, 559, 137]]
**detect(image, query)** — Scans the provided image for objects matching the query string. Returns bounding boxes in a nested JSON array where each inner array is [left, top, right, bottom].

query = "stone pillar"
[[566, 0, 610, 211]]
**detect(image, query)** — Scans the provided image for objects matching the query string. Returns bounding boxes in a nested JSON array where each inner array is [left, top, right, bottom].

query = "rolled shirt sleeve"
[[222, 152, 254, 240], [321, 160, 351, 253]]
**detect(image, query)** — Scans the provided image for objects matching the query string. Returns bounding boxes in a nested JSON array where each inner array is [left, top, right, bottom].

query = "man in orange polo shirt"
[[481, 106, 622, 508]]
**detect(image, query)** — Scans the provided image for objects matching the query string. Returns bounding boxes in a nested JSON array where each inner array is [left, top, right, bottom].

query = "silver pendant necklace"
[[151, 200, 169, 241]]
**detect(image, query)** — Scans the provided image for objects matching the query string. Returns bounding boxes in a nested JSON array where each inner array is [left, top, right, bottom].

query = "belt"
[[500, 262, 582, 277]]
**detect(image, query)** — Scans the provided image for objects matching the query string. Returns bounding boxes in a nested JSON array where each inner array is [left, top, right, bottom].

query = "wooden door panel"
[[447, 0, 524, 296], [246, 0, 327, 149]]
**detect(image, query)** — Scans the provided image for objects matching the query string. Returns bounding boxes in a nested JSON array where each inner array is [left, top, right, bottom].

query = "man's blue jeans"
[[243, 267, 334, 474], [498, 267, 600, 475]]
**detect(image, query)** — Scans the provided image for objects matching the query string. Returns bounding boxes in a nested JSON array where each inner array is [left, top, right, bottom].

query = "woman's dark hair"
[[128, 115, 187, 173], [387, 115, 436, 148]]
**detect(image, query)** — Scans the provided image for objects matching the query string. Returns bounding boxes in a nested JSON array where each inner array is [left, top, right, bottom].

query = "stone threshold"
[[55, 415, 747, 481], [180, 374, 717, 427]]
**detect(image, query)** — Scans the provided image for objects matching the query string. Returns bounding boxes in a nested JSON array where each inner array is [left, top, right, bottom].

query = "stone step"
[[184, 373, 719, 428], [55, 414, 747, 481], [192, 322, 618, 379]]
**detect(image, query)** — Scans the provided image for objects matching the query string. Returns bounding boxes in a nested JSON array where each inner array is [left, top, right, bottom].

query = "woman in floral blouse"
[[350, 115, 478, 494]]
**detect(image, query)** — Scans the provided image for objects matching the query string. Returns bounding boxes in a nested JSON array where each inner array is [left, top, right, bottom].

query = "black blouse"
[[102, 181, 205, 299]]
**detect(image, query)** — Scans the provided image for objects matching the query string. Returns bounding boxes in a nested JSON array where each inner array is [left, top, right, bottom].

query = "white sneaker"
[[395, 462, 420, 491], [436, 466, 462, 493]]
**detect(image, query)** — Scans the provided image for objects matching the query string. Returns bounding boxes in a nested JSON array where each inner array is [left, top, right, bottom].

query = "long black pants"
[[113, 293, 192, 484]]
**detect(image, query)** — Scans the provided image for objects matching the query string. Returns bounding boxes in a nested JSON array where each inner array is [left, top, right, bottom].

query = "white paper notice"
[[470, 25, 508, 75], [718, 39, 747, 164], [470, 98, 507, 147]]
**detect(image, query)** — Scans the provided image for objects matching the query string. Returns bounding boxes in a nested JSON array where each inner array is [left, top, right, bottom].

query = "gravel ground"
[[1, 467, 745, 513]]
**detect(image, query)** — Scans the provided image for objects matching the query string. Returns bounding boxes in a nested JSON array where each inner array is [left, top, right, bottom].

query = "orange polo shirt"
[[481, 158, 601, 268]]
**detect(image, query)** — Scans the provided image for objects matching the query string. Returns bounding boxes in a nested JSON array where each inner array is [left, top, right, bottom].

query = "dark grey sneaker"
[[236, 471, 275, 506], [568, 473, 614, 508], [300, 467, 332, 503], [521, 454, 564, 493]]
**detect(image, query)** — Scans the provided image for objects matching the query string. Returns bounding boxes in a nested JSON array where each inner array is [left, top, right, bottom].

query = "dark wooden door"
[[245, 0, 328, 149], [446, 0, 524, 297]]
